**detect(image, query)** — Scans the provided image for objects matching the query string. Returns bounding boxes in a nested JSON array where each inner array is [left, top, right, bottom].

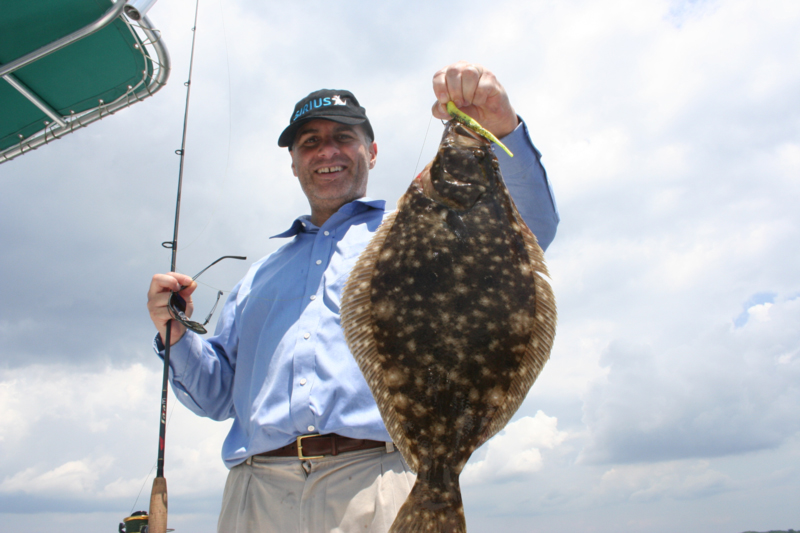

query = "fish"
[[340, 118, 557, 533]]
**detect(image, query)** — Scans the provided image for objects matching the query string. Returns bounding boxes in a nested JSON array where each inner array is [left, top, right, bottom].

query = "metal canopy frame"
[[0, 0, 170, 164]]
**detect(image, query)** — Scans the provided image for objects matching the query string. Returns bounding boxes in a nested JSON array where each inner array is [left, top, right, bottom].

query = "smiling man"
[[282, 92, 377, 226], [147, 61, 559, 533]]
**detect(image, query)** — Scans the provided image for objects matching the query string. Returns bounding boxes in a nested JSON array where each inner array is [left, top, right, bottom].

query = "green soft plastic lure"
[[446, 101, 514, 158]]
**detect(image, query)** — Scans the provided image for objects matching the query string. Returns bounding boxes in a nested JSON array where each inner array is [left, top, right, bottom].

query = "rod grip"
[[148, 476, 168, 533]]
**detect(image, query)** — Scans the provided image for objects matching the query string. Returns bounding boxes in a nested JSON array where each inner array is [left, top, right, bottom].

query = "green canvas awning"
[[0, 0, 170, 163]]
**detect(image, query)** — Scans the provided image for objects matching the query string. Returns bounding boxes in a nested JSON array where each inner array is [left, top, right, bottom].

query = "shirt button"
[[309, 295, 316, 301], [303, 332, 310, 339], [307, 425, 315, 432], [299, 378, 307, 386], [315, 260, 322, 265], [324, 231, 330, 236], [301, 222, 306, 227]]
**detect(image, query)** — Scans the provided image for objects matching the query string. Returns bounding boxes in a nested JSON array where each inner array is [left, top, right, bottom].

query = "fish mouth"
[[442, 121, 489, 149]]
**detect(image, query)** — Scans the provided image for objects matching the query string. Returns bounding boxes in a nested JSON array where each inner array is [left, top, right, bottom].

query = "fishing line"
[[173, 0, 234, 253], [412, 113, 434, 179], [130, 464, 155, 514], [129, 385, 184, 514]]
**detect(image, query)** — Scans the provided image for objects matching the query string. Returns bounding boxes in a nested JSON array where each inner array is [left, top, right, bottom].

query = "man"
[[147, 61, 559, 532]]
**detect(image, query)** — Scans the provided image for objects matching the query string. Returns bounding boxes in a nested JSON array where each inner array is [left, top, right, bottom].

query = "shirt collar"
[[270, 197, 386, 239]]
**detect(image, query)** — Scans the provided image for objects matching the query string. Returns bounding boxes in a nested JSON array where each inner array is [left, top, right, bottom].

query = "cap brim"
[[278, 115, 371, 148]]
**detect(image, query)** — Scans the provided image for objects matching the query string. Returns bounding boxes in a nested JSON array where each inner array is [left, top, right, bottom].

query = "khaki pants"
[[217, 446, 416, 533]]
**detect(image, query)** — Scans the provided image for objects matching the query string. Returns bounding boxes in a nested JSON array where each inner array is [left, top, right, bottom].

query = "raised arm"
[[431, 61, 559, 250]]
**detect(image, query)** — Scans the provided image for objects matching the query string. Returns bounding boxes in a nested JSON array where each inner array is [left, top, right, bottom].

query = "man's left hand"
[[432, 61, 519, 139]]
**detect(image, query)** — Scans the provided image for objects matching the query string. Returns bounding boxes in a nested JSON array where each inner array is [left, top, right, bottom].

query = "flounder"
[[341, 119, 556, 532]]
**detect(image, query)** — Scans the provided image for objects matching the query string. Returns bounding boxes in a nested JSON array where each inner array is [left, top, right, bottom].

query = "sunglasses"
[[168, 255, 247, 334]]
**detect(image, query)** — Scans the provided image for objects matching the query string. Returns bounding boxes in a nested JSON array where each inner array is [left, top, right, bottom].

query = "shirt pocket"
[[323, 240, 371, 313]]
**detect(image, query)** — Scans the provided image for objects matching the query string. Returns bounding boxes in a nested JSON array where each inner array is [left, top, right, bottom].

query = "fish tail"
[[389, 477, 466, 533]]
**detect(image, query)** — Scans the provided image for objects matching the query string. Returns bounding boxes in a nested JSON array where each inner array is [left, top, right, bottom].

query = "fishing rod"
[[148, 1, 201, 531]]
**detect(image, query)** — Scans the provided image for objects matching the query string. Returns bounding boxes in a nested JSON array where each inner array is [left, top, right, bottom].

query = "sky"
[[1, 0, 799, 531]]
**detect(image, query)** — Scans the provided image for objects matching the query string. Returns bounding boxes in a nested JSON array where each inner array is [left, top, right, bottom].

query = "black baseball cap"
[[278, 89, 374, 148]]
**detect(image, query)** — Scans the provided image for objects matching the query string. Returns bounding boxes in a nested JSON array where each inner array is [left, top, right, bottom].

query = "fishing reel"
[[119, 511, 148, 533], [119, 511, 175, 533]]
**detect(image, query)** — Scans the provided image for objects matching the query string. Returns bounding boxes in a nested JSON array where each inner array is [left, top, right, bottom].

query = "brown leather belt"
[[258, 434, 386, 460]]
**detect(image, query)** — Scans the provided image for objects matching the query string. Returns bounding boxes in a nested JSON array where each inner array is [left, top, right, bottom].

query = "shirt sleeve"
[[493, 118, 560, 251], [152, 284, 241, 421]]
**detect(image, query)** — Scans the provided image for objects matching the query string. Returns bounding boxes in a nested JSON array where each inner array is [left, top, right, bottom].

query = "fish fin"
[[389, 478, 466, 533], [477, 187, 558, 447], [341, 209, 420, 473]]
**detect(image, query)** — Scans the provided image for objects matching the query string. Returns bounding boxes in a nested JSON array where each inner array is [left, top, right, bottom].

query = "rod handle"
[[148, 476, 168, 533]]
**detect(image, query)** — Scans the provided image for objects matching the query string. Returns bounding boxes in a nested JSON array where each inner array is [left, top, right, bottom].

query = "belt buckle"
[[297, 434, 324, 460]]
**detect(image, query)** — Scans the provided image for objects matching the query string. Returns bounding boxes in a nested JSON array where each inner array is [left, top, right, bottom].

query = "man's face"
[[290, 119, 377, 223]]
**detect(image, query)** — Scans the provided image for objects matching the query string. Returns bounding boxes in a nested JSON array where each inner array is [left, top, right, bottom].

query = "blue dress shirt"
[[157, 120, 559, 468]]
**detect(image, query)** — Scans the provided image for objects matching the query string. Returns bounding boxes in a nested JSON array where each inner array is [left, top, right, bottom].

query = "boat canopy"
[[0, 0, 170, 164]]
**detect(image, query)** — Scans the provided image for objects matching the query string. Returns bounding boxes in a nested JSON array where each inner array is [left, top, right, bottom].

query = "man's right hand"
[[147, 273, 197, 346], [431, 61, 519, 139]]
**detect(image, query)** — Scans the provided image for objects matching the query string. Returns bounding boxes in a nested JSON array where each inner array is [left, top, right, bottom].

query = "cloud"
[[598, 459, 734, 502], [579, 296, 800, 464], [0, 379, 28, 442], [666, 0, 720, 28], [0, 364, 156, 444], [462, 411, 567, 486], [733, 292, 777, 328], [0, 456, 114, 495], [746, 302, 773, 323], [0, 363, 229, 508]]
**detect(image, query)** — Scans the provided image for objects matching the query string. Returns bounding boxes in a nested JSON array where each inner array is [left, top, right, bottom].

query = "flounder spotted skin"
[[341, 121, 556, 533]]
